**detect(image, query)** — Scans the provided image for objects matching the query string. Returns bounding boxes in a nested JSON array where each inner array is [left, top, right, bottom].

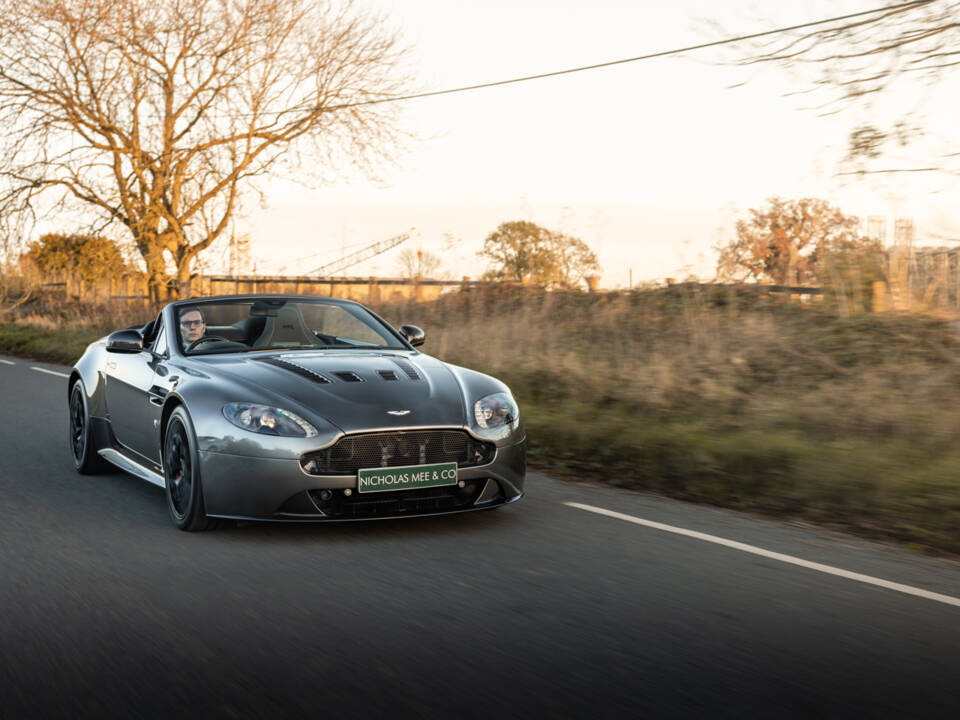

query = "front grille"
[[308, 480, 489, 518], [300, 429, 496, 476]]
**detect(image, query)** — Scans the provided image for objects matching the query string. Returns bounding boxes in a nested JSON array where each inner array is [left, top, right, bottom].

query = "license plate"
[[357, 462, 458, 494]]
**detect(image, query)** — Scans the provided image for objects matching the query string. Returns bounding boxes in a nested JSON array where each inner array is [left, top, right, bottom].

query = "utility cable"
[[321, 0, 933, 111]]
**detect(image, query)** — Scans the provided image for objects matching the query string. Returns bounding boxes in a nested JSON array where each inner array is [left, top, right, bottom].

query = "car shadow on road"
[[215, 505, 521, 546]]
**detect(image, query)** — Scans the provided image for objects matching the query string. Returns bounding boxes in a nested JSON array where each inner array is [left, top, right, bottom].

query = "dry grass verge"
[[376, 286, 960, 554]]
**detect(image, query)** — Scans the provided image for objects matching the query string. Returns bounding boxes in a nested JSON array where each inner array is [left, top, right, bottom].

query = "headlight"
[[222, 403, 318, 438], [473, 392, 518, 429]]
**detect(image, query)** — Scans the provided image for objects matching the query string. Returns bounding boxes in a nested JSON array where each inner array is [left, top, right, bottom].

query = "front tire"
[[163, 406, 218, 531], [69, 380, 110, 474]]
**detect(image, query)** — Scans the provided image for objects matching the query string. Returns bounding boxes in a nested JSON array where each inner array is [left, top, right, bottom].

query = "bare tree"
[[394, 247, 443, 279], [0, 0, 408, 303], [726, 0, 960, 170]]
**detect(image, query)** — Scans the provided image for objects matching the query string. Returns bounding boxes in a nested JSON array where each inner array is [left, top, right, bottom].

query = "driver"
[[178, 306, 207, 350]]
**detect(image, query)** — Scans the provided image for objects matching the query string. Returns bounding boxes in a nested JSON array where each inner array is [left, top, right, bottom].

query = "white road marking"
[[30, 366, 70, 379], [565, 502, 960, 609], [0, 359, 15, 365]]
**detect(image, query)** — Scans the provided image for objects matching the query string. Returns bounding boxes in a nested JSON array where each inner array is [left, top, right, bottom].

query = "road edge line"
[[565, 501, 960, 609], [30, 366, 70, 379]]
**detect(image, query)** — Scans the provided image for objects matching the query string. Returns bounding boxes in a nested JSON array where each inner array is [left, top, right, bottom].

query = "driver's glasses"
[[181, 320, 204, 328]]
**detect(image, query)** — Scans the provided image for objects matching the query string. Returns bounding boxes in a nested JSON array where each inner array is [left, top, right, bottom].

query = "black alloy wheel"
[[69, 380, 109, 474], [163, 406, 217, 531]]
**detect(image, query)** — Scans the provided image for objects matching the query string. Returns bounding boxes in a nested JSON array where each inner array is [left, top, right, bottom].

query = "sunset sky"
[[239, 0, 960, 287]]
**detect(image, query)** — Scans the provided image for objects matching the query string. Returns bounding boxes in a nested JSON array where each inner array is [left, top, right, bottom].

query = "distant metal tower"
[[892, 218, 916, 304], [229, 233, 252, 275], [866, 216, 886, 246], [306, 230, 414, 277], [894, 218, 915, 249]]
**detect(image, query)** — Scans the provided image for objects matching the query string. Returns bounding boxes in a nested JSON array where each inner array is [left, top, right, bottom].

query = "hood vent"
[[333, 371, 364, 383], [390, 358, 421, 381], [377, 370, 399, 381], [258, 356, 331, 384]]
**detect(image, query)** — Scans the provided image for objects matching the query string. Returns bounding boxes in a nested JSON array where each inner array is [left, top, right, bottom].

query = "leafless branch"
[[0, 0, 411, 301]]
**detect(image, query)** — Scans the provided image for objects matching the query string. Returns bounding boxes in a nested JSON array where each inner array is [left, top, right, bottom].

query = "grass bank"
[[0, 322, 102, 364], [2, 286, 959, 553], [379, 286, 960, 554], [0, 299, 135, 363]]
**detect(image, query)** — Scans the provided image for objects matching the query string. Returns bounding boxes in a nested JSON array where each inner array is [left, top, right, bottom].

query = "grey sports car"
[[68, 295, 525, 530]]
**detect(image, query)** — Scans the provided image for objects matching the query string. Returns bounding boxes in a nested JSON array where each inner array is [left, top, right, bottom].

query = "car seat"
[[251, 303, 316, 348]]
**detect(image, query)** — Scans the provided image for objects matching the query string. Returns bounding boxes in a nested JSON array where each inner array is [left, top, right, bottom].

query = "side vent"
[[257, 357, 331, 384], [333, 371, 364, 383], [390, 358, 421, 381], [377, 370, 399, 381]]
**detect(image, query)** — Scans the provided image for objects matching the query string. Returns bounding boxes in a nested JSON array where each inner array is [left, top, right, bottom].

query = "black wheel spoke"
[[165, 421, 193, 517], [70, 388, 85, 461]]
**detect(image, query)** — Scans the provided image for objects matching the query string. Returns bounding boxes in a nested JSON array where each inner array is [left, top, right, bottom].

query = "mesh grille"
[[308, 480, 490, 518], [301, 430, 495, 476], [390, 358, 421, 380], [256, 356, 331, 383]]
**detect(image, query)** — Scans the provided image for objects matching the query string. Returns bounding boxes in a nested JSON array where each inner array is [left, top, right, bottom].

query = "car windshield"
[[175, 299, 407, 355]]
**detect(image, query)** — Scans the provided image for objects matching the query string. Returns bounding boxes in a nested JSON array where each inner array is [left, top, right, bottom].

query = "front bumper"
[[199, 437, 526, 520]]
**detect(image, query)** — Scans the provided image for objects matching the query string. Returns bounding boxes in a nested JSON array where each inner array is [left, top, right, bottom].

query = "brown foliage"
[[22, 234, 129, 284], [716, 197, 876, 285]]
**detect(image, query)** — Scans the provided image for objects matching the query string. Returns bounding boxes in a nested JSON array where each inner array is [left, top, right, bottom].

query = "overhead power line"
[[322, 0, 932, 111]]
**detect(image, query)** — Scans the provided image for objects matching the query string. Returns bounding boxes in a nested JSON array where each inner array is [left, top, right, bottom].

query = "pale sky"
[[235, 0, 960, 288]]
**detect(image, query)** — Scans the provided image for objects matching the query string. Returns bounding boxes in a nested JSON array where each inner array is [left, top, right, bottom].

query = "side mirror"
[[106, 329, 145, 353], [399, 325, 425, 347]]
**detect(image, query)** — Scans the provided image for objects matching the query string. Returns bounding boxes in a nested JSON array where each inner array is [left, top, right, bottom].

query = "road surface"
[[1, 353, 958, 718]]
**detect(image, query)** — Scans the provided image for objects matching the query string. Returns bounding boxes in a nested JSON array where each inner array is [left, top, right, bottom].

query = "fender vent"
[[390, 358, 421, 381], [377, 370, 399, 381], [333, 371, 364, 383], [257, 357, 331, 384]]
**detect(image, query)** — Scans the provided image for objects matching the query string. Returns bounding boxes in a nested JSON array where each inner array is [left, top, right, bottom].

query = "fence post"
[[872, 281, 890, 312]]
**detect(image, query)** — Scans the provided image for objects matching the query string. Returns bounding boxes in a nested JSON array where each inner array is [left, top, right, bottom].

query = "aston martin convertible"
[[68, 295, 525, 530]]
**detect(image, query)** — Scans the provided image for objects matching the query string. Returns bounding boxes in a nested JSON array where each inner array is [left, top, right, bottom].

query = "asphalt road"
[[1, 353, 959, 719]]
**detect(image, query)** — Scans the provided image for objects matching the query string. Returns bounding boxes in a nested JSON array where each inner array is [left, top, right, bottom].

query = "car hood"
[[192, 351, 467, 434]]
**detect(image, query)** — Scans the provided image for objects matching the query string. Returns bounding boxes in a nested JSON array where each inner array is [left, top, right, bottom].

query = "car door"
[[104, 323, 167, 462]]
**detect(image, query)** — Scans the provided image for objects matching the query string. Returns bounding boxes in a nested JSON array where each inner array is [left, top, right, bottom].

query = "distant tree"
[[544, 229, 603, 289], [22, 233, 129, 284], [479, 221, 600, 289], [716, 198, 872, 285], [394, 247, 443, 278]]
